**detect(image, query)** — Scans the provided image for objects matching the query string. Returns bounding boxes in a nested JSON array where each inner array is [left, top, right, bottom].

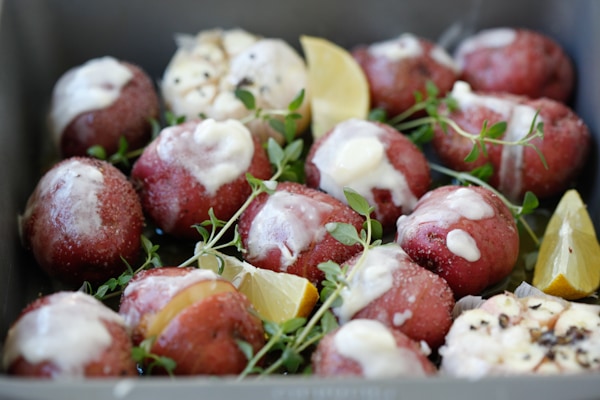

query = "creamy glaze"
[[333, 319, 428, 378], [369, 33, 458, 71], [120, 269, 218, 331], [454, 28, 517, 70], [26, 160, 105, 264], [313, 119, 418, 219], [446, 229, 481, 261], [449, 81, 542, 199], [50, 56, 133, 144], [396, 186, 495, 264], [245, 191, 334, 270], [2, 292, 125, 377], [334, 244, 407, 323], [156, 118, 254, 196]]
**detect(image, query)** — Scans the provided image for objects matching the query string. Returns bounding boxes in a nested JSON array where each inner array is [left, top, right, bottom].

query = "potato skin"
[[20, 157, 144, 285], [150, 291, 264, 375], [131, 120, 273, 239], [339, 245, 454, 350], [312, 321, 436, 378], [353, 35, 458, 117], [59, 61, 159, 158], [305, 119, 431, 233], [395, 185, 519, 298], [455, 28, 574, 103], [119, 267, 219, 346], [238, 181, 365, 286], [4, 292, 137, 378], [431, 91, 590, 200]]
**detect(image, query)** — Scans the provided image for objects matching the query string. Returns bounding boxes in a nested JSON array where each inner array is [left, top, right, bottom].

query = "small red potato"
[[353, 33, 458, 117], [131, 118, 273, 239], [20, 157, 144, 285], [305, 118, 431, 233], [312, 319, 437, 378], [119, 267, 264, 375], [395, 185, 519, 299], [237, 181, 365, 286], [431, 81, 591, 200], [454, 28, 574, 103], [334, 243, 455, 350], [2, 291, 137, 378], [49, 56, 160, 158]]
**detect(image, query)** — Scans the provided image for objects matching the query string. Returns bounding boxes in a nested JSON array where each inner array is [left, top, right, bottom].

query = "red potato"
[[2, 292, 137, 378], [353, 33, 458, 117], [305, 118, 431, 233], [49, 56, 160, 158], [131, 118, 273, 239], [454, 28, 574, 103], [119, 267, 264, 375], [149, 290, 264, 375], [312, 319, 437, 378], [395, 185, 519, 299], [333, 244, 455, 350], [20, 157, 144, 285], [432, 81, 591, 200], [237, 181, 365, 286]]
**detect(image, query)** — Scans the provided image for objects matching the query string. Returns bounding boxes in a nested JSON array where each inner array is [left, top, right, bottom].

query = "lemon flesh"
[[196, 246, 319, 323], [300, 35, 370, 139], [533, 189, 600, 300]]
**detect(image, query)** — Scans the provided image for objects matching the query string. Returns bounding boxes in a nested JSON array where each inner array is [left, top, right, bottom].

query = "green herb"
[[237, 187, 378, 378], [132, 337, 177, 376], [376, 81, 546, 167], [81, 235, 162, 300], [429, 162, 540, 246]]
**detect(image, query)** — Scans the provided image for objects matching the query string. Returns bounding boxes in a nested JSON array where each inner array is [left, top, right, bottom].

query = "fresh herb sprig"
[[236, 88, 306, 145], [132, 337, 177, 376], [370, 81, 547, 167], [429, 162, 540, 246], [81, 235, 162, 300], [237, 188, 382, 378]]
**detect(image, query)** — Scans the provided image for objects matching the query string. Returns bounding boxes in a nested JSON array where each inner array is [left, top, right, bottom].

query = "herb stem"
[[428, 162, 540, 246]]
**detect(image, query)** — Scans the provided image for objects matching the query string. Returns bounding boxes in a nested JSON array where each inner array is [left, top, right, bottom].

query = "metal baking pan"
[[1, 0, 599, 399]]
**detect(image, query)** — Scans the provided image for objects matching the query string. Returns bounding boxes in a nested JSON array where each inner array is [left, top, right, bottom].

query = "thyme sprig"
[[132, 336, 177, 376], [81, 235, 163, 300], [370, 81, 547, 167], [236, 88, 306, 145], [429, 162, 540, 246], [237, 188, 382, 379]]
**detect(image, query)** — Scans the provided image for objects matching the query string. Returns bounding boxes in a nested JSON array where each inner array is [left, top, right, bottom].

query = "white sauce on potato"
[[312, 119, 418, 219], [156, 118, 254, 195], [334, 244, 405, 323], [396, 187, 495, 266], [446, 229, 481, 261], [120, 269, 218, 331], [245, 190, 334, 270], [50, 56, 133, 143], [32, 160, 104, 247], [454, 28, 517, 70], [2, 292, 125, 377], [449, 81, 542, 200], [333, 319, 428, 378], [369, 33, 458, 71]]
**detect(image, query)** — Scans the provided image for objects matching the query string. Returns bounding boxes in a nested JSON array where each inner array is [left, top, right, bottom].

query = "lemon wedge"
[[195, 245, 319, 323], [532, 189, 600, 300], [300, 35, 370, 139]]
